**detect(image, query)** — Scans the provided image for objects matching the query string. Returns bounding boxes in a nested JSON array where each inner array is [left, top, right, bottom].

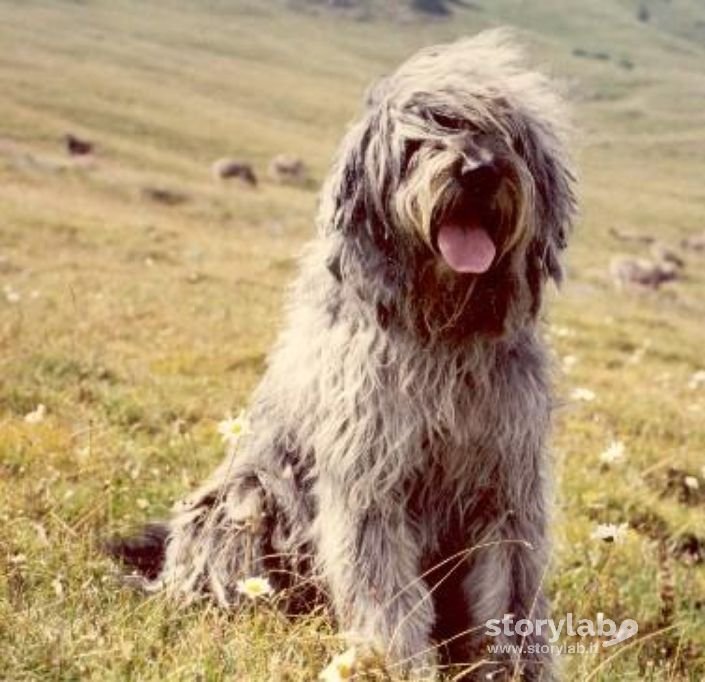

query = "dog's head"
[[320, 30, 577, 340]]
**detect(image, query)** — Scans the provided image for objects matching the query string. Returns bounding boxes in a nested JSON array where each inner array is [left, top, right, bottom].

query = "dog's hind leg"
[[108, 456, 273, 606], [158, 467, 271, 605], [109, 417, 318, 606]]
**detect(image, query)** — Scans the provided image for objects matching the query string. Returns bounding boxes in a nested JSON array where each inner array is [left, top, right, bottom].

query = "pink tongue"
[[437, 221, 496, 273]]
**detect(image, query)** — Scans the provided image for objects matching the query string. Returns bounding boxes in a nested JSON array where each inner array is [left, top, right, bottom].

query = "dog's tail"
[[104, 522, 169, 581]]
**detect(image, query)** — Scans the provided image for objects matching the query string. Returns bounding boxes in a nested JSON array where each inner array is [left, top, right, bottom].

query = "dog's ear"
[[326, 119, 392, 244], [320, 75, 399, 241], [322, 79, 403, 265], [516, 116, 577, 286], [321, 87, 409, 316]]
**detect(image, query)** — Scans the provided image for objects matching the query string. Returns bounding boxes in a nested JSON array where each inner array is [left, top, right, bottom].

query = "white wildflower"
[[235, 576, 273, 600], [688, 370, 705, 390], [51, 576, 64, 597], [684, 476, 700, 491], [627, 339, 651, 365], [24, 403, 47, 424], [571, 387, 596, 402], [628, 349, 644, 365], [591, 523, 629, 544], [552, 325, 575, 338], [319, 648, 358, 682], [3, 284, 20, 303], [217, 410, 250, 446], [599, 441, 626, 465], [562, 355, 578, 372]]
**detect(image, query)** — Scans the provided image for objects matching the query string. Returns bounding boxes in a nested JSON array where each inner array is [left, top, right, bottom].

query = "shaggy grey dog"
[[111, 30, 576, 680]]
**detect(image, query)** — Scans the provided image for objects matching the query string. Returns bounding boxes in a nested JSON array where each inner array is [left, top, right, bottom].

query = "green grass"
[[1, 0, 704, 679]]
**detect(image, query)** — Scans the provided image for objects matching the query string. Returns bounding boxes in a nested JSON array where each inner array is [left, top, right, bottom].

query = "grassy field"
[[1, 0, 704, 679]]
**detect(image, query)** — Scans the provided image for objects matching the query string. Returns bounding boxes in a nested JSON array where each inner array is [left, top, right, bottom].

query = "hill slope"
[[1, 1, 704, 679]]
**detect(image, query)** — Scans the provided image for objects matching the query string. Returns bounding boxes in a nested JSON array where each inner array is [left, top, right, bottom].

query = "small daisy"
[[319, 647, 358, 682], [51, 576, 64, 597], [591, 523, 629, 544], [562, 355, 578, 372], [24, 403, 46, 424], [688, 370, 705, 390], [552, 325, 575, 338], [217, 411, 250, 446], [571, 387, 596, 402], [3, 283, 21, 303], [599, 441, 626, 466], [235, 576, 273, 600], [627, 349, 644, 365], [684, 475, 700, 491], [627, 339, 651, 365]]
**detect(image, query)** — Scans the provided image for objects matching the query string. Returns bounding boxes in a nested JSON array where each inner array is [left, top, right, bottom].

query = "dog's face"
[[321, 31, 576, 340], [392, 106, 530, 279]]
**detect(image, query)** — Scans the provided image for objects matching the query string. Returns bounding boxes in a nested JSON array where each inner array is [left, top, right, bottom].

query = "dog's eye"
[[406, 140, 422, 157], [429, 111, 462, 130], [401, 140, 423, 172]]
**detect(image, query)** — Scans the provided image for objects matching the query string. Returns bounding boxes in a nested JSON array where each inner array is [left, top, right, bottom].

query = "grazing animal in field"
[[268, 154, 308, 184], [608, 226, 654, 245], [610, 255, 678, 290], [681, 230, 705, 253], [111, 30, 576, 680], [211, 158, 258, 186], [65, 133, 94, 156], [649, 241, 685, 270], [140, 186, 189, 206]]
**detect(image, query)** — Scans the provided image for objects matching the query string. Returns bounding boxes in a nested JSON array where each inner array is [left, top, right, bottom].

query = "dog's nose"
[[459, 156, 502, 197]]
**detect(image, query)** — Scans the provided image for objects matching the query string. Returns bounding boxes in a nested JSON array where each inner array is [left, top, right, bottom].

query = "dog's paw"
[[338, 630, 438, 681]]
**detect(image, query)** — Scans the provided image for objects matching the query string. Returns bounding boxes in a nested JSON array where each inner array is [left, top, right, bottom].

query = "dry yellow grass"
[[1, 1, 704, 679]]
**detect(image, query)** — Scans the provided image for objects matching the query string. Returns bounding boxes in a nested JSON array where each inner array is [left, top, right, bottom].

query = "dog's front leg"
[[315, 480, 437, 679], [464, 511, 554, 681]]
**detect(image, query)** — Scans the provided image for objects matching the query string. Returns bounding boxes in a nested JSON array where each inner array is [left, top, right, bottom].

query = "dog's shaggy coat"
[[111, 30, 576, 680]]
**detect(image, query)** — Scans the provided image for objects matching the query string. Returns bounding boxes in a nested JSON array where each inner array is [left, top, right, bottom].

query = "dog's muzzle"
[[459, 156, 502, 198], [435, 153, 503, 275]]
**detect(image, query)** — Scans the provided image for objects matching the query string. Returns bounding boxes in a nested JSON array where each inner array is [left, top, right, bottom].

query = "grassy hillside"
[[1, 0, 704, 679]]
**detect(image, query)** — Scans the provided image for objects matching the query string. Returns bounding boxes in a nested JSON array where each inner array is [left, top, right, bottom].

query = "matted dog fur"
[[110, 29, 576, 680]]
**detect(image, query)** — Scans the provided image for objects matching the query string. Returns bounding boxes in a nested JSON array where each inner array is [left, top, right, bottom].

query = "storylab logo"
[[485, 613, 639, 655]]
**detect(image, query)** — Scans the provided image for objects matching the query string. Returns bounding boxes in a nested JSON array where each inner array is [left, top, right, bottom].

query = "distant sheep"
[[268, 154, 308, 185], [141, 186, 189, 206], [681, 231, 705, 253], [610, 256, 678, 290], [65, 133, 93, 156], [650, 241, 685, 269], [609, 226, 654, 245], [211, 158, 257, 186]]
